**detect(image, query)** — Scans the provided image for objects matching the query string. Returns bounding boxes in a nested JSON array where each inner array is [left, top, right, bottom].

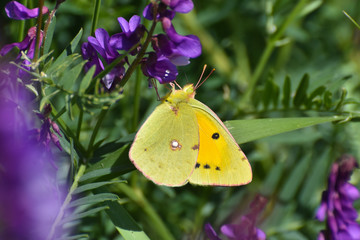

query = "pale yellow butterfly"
[[129, 66, 252, 186]]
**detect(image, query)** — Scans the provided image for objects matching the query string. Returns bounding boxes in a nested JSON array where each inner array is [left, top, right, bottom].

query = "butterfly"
[[129, 66, 252, 186]]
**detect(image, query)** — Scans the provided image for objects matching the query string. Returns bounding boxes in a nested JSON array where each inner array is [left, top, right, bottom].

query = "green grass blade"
[[225, 116, 345, 144], [104, 200, 151, 240], [67, 193, 119, 208], [73, 180, 126, 194]]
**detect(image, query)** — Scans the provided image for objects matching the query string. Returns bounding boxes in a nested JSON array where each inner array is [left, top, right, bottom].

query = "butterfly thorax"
[[163, 84, 196, 106]]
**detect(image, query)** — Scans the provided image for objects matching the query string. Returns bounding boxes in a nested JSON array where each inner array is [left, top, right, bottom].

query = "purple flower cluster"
[[0, 69, 65, 240], [81, 16, 143, 89], [5, 1, 48, 20], [0, 1, 46, 80], [205, 195, 267, 240], [316, 155, 360, 240], [81, 0, 201, 89]]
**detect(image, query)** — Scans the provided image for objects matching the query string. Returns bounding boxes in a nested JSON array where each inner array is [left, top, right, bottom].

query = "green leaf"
[[261, 160, 285, 196], [299, 149, 331, 207], [43, 16, 56, 55], [40, 89, 60, 111], [306, 86, 326, 108], [78, 65, 95, 94], [56, 28, 83, 63], [73, 180, 126, 195], [335, 88, 347, 111], [104, 200, 150, 240], [324, 90, 333, 110], [60, 206, 109, 224], [271, 80, 280, 108], [225, 116, 346, 144], [279, 153, 311, 202], [65, 94, 73, 120], [59, 234, 89, 240], [56, 134, 79, 163], [67, 193, 119, 208], [293, 73, 309, 108], [81, 144, 134, 182], [46, 54, 81, 78], [25, 84, 39, 97], [263, 76, 274, 110], [58, 61, 86, 91], [282, 75, 291, 109], [343, 10, 360, 30]]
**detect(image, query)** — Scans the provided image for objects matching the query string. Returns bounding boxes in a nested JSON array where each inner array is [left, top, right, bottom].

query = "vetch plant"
[[0, 0, 360, 239], [316, 155, 360, 240], [81, 0, 201, 90]]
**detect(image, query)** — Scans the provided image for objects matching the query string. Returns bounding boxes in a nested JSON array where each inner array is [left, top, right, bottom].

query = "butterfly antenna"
[[174, 80, 182, 89], [195, 65, 215, 90]]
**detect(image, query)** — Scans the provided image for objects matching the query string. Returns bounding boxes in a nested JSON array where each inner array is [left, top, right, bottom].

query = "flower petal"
[[142, 3, 154, 20], [221, 224, 238, 239], [142, 53, 177, 83], [169, 0, 194, 13], [118, 17, 130, 33], [341, 183, 360, 201], [5, 1, 49, 20], [204, 223, 221, 240], [129, 15, 141, 32]]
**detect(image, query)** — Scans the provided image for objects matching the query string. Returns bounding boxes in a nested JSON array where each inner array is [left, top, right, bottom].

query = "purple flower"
[[0, 72, 66, 240], [5, 1, 49, 20], [0, 26, 43, 81], [82, 3, 201, 86], [82, 28, 125, 89], [153, 17, 201, 65], [110, 15, 145, 52], [204, 224, 222, 240], [143, 0, 193, 20], [34, 104, 63, 153], [141, 52, 178, 83], [316, 155, 360, 240], [143, 2, 175, 21], [205, 195, 267, 240], [1, 26, 41, 59], [162, 0, 194, 13]]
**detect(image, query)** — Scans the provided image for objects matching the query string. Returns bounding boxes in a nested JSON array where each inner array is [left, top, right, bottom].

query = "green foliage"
[[2, 0, 360, 239]]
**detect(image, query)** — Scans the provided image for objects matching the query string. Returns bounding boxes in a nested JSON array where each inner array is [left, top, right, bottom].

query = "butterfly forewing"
[[188, 99, 252, 186], [129, 101, 199, 186]]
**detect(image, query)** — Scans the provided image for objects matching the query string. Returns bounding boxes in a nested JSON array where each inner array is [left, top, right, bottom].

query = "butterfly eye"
[[212, 133, 220, 139]]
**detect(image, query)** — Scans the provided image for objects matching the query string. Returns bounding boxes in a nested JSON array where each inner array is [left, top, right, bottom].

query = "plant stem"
[[41, 0, 64, 56], [132, 68, 142, 131], [242, 0, 309, 106], [76, 106, 84, 142], [46, 164, 86, 240], [91, 0, 102, 36], [87, 104, 110, 158], [34, 0, 44, 62]]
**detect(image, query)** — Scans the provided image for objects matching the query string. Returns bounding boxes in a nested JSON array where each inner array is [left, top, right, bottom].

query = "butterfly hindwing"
[[188, 99, 252, 186], [129, 101, 199, 186]]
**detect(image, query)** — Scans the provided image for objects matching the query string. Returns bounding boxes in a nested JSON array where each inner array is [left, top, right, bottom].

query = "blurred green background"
[[2, 0, 360, 239]]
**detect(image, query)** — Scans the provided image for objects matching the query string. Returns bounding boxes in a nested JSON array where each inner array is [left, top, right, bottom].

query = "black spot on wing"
[[212, 133, 220, 139], [216, 166, 221, 171], [204, 164, 210, 169], [195, 163, 200, 168]]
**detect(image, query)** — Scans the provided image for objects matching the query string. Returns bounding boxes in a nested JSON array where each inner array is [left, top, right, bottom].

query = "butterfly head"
[[163, 83, 195, 105]]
